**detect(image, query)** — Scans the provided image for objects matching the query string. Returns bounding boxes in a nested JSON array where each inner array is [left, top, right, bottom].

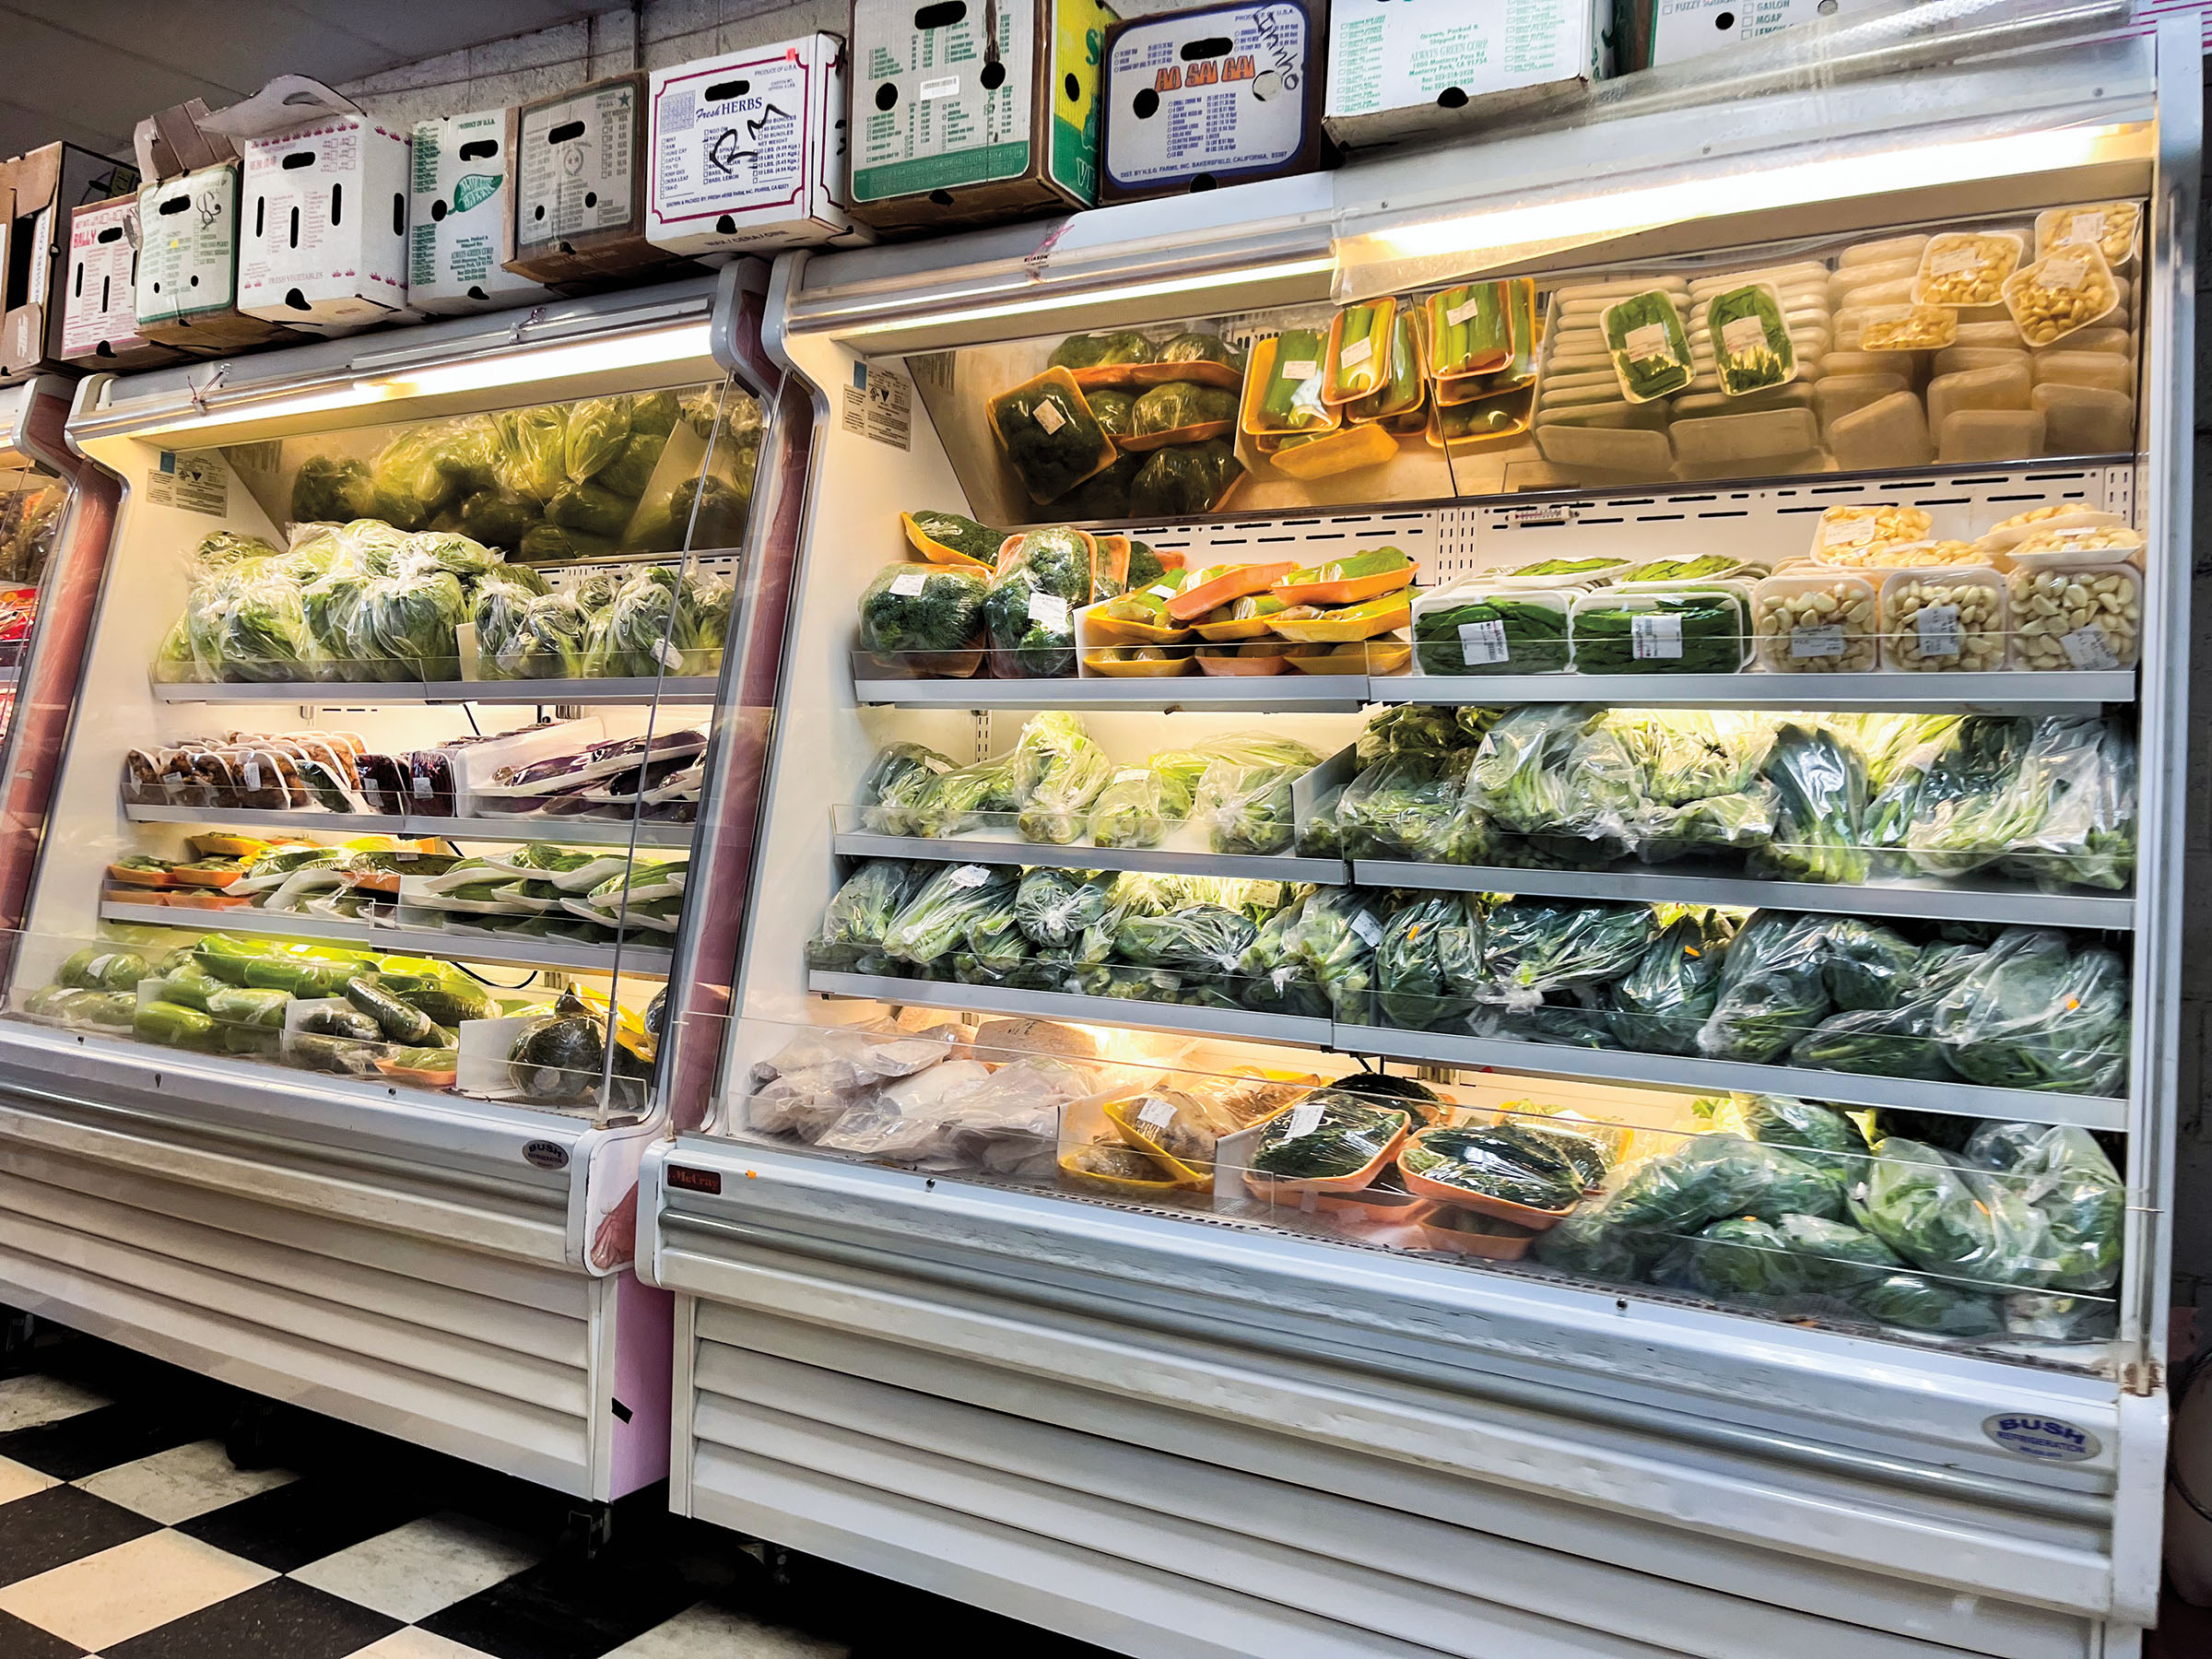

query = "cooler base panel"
[[675, 1299, 2127, 1659], [0, 1093, 660, 1500]]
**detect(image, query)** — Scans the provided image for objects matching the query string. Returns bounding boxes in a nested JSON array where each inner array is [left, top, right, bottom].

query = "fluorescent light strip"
[[131, 382, 396, 439], [833, 256, 1338, 341], [385, 322, 715, 396], [1369, 124, 2134, 263]]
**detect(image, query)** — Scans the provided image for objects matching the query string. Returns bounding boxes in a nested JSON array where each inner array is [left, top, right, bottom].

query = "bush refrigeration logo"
[[1982, 1412, 2100, 1462]]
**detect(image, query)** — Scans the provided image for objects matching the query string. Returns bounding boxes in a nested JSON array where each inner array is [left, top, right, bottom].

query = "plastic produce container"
[[1912, 230, 2024, 308], [1926, 360, 2032, 431], [1751, 571, 1877, 672], [2035, 201, 2141, 270], [2003, 247, 2122, 347], [1936, 407, 2046, 464], [2006, 538, 2143, 670], [1827, 392, 1935, 469], [1410, 582, 1572, 676], [2034, 383, 2135, 453], [1568, 586, 1749, 675], [1879, 567, 2007, 671], [1977, 503, 2132, 553], [2032, 351, 2135, 395], [1814, 372, 1910, 434], [1810, 503, 1934, 560]]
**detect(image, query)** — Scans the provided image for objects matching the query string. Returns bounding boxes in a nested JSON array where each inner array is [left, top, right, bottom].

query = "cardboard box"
[[1099, 1, 1327, 205], [1632, 0, 1880, 68], [136, 160, 300, 351], [0, 143, 143, 376], [237, 117, 411, 325], [511, 73, 692, 287], [1324, 0, 1610, 149], [133, 99, 236, 184], [408, 110, 552, 315], [847, 0, 1117, 233], [57, 195, 191, 371], [646, 35, 870, 258]]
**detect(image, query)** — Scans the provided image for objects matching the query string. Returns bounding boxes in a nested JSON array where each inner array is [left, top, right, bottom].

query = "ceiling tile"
[[284, 0, 605, 57]]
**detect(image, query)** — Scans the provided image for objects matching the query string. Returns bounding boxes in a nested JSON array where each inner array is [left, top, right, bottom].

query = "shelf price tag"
[[1456, 618, 1509, 665], [1630, 614, 1683, 660]]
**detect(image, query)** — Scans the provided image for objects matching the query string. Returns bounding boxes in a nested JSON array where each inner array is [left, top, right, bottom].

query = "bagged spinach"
[[1963, 1121, 2124, 1292], [1772, 1213, 1907, 1295], [1852, 1136, 2060, 1289], [1750, 722, 1867, 884], [1722, 1093, 1870, 1178], [1931, 928, 2130, 1096], [1696, 911, 1835, 1064], [1894, 717, 2042, 880], [1608, 909, 1731, 1055], [1373, 893, 1485, 1030], [1480, 900, 1659, 1007], [1653, 1216, 1808, 1300]]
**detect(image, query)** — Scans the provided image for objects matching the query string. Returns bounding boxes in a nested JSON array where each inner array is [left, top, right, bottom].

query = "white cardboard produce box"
[[408, 110, 551, 314], [238, 117, 411, 325], [1324, 0, 1610, 148], [1645, 0, 1877, 65], [60, 194, 181, 367], [646, 35, 867, 259]]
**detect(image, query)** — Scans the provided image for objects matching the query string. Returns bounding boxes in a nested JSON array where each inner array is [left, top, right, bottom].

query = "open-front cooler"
[[641, 12, 2197, 1657], [0, 266, 798, 1506]]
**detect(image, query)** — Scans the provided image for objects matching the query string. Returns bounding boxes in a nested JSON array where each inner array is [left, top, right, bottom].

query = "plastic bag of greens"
[[1189, 735, 1322, 855], [495, 406, 569, 500], [882, 863, 1021, 968], [860, 742, 955, 812], [365, 427, 450, 529], [404, 530, 500, 583], [1373, 893, 1485, 1030], [1281, 887, 1394, 1022], [1534, 713, 1646, 867], [350, 558, 466, 682], [1963, 1121, 2124, 1291], [1358, 705, 1469, 765], [1899, 717, 2043, 880], [1814, 917, 1923, 1011], [1480, 900, 1660, 1008], [858, 562, 987, 677], [1532, 1180, 1670, 1283], [215, 566, 317, 682], [905, 754, 1020, 839], [1847, 1272, 2006, 1336], [991, 375, 1114, 503], [1128, 439, 1241, 518], [1336, 749, 1483, 864], [1716, 1093, 1871, 1178], [1999, 717, 2136, 892], [496, 591, 594, 680], [1931, 928, 2130, 1096], [1247, 1090, 1411, 1184], [332, 517, 412, 575], [1463, 704, 1587, 834], [1008, 711, 1114, 843], [1609, 909, 1731, 1055], [1158, 332, 1239, 370], [808, 860, 925, 971], [982, 527, 1095, 678], [1132, 381, 1237, 437], [1653, 1216, 1809, 1301], [1790, 942, 1980, 1081], [1771, 1212, 1907, 1296], [469, 577, 535, 678], [1749, 722, 1867, 884], [1296, 784, 1346, 858], [1599, 1132, 1845, 1234], [1696, 911, 1836, 1064], [594, 567, 726, 677], [1014, 869, 1112, 950], [1852, 1136, 2060, 1289], [1236, 894, 1332, 1018], [1088, 750, 1206, 849], [564, 395, 633, 482], [1114, 904, 1260, 997], [290, 455, 376, 524], [1047, 331, 1155, 371]]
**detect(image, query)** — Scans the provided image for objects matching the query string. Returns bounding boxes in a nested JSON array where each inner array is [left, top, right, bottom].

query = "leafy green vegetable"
[[1127, 440, 1241, 518], [1570, 592, 1746, 675], [1480, 900, 1659, 1006], [1413, 594, 1570, 675], [983, 527, 1092, 677], [1373, 893, 1485, 1030], [1280, 887, 1394, 1022], [1402, 1125, 1581, 1211], [1706, 284, 1794, 394], [1608, 910, 1730, 1054], [1009, 711, 1114, 843], [1048, 332, 1156, 370], [1750, 722, 1867, 883], [1336, 750, 1484, 864], [1697, 911, 1835, 1064], [1933, 927, 2130, 1096], [1963, 1121, 2124, 1291], [808, 860, 924, 971], [1852, 1136, 2058, 1288], [1189, 735, 1321, 856], [1249, 1091, 1409, 1182], [858, 562, 987, 672], [1601, 290, 1693, 401], [882, 864, 1021, 967]]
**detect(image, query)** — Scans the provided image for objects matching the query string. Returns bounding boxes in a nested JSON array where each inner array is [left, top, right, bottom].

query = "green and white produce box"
[[1324, 0, 1613, 150]]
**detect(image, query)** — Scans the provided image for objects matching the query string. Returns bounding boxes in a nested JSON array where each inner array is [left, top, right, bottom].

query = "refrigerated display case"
[[0, 266, 801, 1507], [641, 12, 2196, 1656]]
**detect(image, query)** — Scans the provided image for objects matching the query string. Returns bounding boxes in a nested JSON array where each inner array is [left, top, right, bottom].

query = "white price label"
[[1630, 613, 1684, 659], [1720, 314, 1771, 358], [1444, 294, 1484, 327], [2060, 620, 2123, 669], [1622, 322, 1671, 360], [1823, 517, 1878, 548], [947, 865, 992, 888], [2041, 254, 2089, 290], [1929, 245, 1983, 276], [888, 569, 929, 597], [1456, 618, 1510, 665], [1791, 623, 1845, 659], [1031, 399, 1066, 436], [243, 760, 262, 791], [1279, 359, 1319, 381], [1338, 335, 1373, 371], [1027, 590, 1070, 631], [1286, 1100, 1324, 1139], [653, 639, 686, 671], [413, 774, 432, 795], [1915, 604, 1961, 657], [1349, 910, 1383, 947], [919, 76, 959, 100], [1137, 1096, 1177, 1131], [1146, 584, 1178, 600], [2062, 211, 2106, 247]]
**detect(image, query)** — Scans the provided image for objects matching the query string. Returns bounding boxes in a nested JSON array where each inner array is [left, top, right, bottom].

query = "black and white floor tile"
[[0, 1334, 1113, 1659]]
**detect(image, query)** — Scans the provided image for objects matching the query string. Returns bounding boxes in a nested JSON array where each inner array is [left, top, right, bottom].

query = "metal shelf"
[[1375, 671, 2136, 712], [807, 971, 1334, 1051], [853, 670, 2136, 714], [852, 675, 1371, 713], [830, 827, 1347, 885], [1336, 1025, 2126, 1133], [1350, 860, 2135, 931], [99, 900, 673, 979], [123, 804, 696, 850], [149, 676, 719, 706]]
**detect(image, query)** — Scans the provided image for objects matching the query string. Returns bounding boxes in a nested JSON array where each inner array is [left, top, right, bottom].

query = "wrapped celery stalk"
[[1253, 329, 1332, 433], [1325, 300, 1396, 405], [1427, 281, 1514, 379]]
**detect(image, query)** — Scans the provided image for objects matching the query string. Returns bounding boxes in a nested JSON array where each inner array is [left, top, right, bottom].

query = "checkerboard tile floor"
[[0, 1334, 1112, 1659]]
